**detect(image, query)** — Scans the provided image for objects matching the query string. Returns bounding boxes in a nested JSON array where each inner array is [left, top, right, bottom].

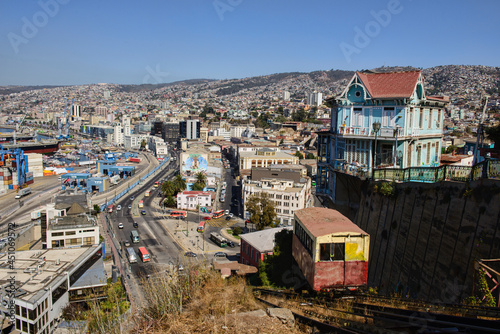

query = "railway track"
[[254, 288, 500, 333]]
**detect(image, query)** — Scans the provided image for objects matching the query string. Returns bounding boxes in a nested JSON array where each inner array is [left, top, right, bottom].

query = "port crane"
[[13, 113, 28, 146]]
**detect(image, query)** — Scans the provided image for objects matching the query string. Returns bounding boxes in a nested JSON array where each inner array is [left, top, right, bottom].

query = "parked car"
[[224, 210, 229, 215], [118, 222, 124, 229], [214, 252, 227, 258], [133, 222, 138, 228], [203, 216, 211, 220], [165, 209, 172, 213], [225, 216, 232, 220], [141, 210, 146, 215], [229, 213, 234, 218], [184, 252, 197, 257]]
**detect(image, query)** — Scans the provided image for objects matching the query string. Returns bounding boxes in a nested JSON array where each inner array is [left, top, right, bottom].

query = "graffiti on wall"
[[182, 153, 208, 172]]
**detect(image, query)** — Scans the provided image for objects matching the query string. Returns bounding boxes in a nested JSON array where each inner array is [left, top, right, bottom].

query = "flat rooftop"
[[295, 207, 367, 238], [0, 245, 102, 304]]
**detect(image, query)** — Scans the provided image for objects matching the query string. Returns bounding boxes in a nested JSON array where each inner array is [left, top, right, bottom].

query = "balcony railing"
[[338, 126, 404, 137], [374, 160, 500, 183]]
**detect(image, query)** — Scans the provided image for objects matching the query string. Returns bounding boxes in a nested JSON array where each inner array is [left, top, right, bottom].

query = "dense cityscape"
[[1, 1, 500, 333]]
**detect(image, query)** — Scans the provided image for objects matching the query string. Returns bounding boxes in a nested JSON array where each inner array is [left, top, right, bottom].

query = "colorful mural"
[[182, 153, 208, 172]]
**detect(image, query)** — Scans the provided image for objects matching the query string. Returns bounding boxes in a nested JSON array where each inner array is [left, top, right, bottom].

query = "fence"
[[373, 159, 500, 183]]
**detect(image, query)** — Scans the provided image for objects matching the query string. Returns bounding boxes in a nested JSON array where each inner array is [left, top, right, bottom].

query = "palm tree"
[[173, 174, 186, 193], [161, 180, 175, 197], [194, 172, 207, 189]]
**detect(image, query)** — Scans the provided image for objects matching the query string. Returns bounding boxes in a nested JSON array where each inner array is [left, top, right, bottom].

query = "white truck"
[[15, 187, 31, 199]]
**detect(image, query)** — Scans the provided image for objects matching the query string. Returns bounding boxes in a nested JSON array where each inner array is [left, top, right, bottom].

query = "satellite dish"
[[467, 151, 473, 155]]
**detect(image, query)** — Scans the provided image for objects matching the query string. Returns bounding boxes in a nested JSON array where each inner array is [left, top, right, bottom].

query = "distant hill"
[[2, 65, 499, 100], [117, 79, 217, 93], [0, 85, 67, 95]]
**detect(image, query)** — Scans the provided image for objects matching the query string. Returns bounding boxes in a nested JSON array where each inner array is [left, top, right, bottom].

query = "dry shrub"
[[130, 262, 303, 333]]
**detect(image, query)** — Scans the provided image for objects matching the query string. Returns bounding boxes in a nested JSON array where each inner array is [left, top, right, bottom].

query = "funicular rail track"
[[254, 288, 500, 333]]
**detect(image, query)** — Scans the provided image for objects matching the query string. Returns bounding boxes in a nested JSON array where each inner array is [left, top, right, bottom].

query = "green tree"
[[192, 182, 204, 191], [164, 195, 176, 207], [257, 260, 270, 286], [445, 145, 457, 154], [306, 153, 315, 159], [246, 192, 277, 230], [161, 180, 176, 197], [93, 204, 101, 214], [173, 174, 186, 193], [140, 139, 147, 149], [193, 172, 207, 190], [295, 151, 304, 159]]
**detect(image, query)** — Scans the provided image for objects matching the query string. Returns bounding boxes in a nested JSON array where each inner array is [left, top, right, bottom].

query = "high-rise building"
[[71, 104, 81, 119], [307, 92, 323, 106], [283, 91, 290, 101], [162, 122, 180, 144], [122, 115, 131, 136], [180, 119, 200, 139]]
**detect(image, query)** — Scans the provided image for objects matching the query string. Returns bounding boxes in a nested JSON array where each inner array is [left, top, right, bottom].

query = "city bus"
[[154, 181, 160, 188], [130, 230, 140, 244], [126, 247, 137, 263], [145, 190, 150, 197], [138, 200, 144, 208], [212, 210, 224, 219], [197, 221, 206, 232], [170, 210, 187, 218], [209, 232, 227, 247], [138, 247, 150, 262]]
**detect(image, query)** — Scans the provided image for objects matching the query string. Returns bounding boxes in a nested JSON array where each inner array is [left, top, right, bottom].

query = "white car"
[[118, 222, 124, 229], [224, 210, 229, 215], [116, 205, 122, 211], [229, 213, 234, 218]]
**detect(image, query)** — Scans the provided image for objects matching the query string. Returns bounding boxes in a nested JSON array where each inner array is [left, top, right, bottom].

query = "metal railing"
[[374, 160, 500, 183]]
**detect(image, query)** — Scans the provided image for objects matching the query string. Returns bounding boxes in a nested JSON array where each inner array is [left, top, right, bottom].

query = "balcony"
[[338, 126, 404, 138]]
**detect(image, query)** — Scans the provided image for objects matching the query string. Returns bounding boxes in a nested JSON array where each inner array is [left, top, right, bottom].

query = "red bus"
[[212, 210, 224, 219], [138, 247, 150, 262], [170, 210, 187, 218], [197, 221, 206, 232]]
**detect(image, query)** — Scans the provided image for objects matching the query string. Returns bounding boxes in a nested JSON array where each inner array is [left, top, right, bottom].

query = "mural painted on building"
[[182, 153, 208, 172]]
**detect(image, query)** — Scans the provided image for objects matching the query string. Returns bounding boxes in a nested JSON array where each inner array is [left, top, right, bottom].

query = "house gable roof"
[[356, 71, 421, 99]]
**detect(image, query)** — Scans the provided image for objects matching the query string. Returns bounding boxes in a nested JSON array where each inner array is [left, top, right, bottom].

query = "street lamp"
[[372, 121, 381, 179]]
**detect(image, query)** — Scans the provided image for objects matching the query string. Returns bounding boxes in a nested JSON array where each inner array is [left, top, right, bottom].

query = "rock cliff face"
[[354, 179, 500, 302]]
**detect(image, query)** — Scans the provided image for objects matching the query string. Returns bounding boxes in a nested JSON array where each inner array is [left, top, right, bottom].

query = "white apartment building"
[[283, 91, 290, 101], [47, 215, 99, 249], [176, 191, 213, 210], [122, 115, 131, 136], [124, 134, 149, 149], [147, 135, 168, 158], [113, 123, 123, 145], [242, 177, 312, 225], [307, 92, 323, 106]]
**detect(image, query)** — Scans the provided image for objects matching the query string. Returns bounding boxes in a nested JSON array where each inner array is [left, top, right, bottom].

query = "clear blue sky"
[[1, 0, 499, 85]]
